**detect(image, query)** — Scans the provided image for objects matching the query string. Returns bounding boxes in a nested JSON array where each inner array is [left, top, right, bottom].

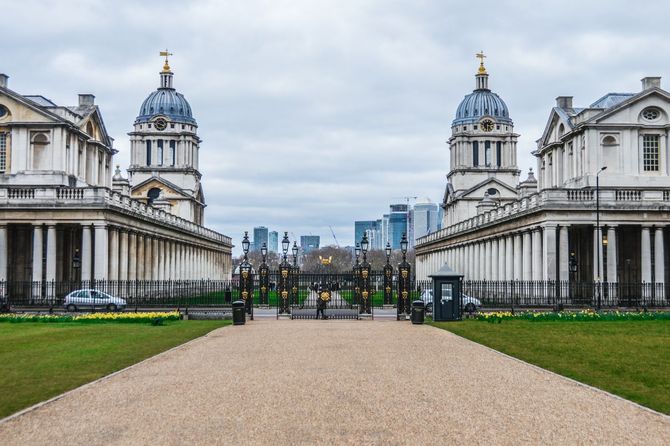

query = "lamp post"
[[240, 231, 253, 320], [259, 243, 269, 305], [596, 166, 607, 310], [278, 232, 291, 315], [359, 234, 371, 314], [397, 233, 411, 320], [291, 241, 299, 305], [383, 242, 393, 305]]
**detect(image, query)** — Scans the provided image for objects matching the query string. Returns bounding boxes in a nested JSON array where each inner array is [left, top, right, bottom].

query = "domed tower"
[[127, 51, 205, 225], [442, 52, 520, 227]]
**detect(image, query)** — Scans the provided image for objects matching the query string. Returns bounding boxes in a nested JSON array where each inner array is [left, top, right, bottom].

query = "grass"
[[431, 319, 670, 414], [0, 320, 229, 418]]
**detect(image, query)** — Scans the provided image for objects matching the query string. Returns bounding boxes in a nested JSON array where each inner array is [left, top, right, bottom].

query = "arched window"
[[602, 135, 618, 146], [147, 187, 161, 205], [31, 133, 50, 170], [558, 124, 565, 138], [86, 122, 94, 138]]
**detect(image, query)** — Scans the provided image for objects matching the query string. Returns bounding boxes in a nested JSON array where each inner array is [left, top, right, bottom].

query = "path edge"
[[0, 324, 230, 426], [426, 324, 670, 420]]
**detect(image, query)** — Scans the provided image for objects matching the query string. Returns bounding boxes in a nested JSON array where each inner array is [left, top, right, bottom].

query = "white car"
[[63, 289, 127, 312], [420, 289, 481, 313]]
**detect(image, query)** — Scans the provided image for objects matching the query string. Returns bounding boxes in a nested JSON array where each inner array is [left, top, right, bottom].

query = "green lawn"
[[431, 319, 670, 414], [0, 320, 229, 418]]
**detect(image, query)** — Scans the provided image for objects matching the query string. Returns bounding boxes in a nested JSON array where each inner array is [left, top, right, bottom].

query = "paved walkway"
[[0, 320, 668, 445]]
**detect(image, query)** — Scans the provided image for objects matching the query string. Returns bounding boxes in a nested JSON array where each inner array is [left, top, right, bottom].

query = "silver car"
[[64, 289, 127, 312], [420, 289, 481, 313]]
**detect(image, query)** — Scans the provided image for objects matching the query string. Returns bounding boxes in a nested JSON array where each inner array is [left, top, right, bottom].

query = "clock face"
[[481, 119, 494, 132], [154, 118, 167, 131]]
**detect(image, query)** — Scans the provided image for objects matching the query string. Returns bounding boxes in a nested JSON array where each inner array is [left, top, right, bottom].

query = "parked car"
[[63, 290, 127, 312], [420, 289, 480, 313]]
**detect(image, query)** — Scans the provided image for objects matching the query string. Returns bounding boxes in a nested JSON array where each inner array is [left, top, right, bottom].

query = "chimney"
[[555, 96, 573, 109], [0, 74, 8, 89], [641, 77, 661, 90], [78, 94, 95, 106]]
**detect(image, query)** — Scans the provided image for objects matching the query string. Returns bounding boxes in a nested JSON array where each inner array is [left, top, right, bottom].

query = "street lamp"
[[292, 241, 298, 266], [361, 233, 369, 263], [281, 232, 289, 262], [400, 233, 408, 262], [596, 166, 607, 310], [242, 231, 250, 260], [355, 243, 361, 264], [261, 242, 267, 262], [385, 241, 391, 264]]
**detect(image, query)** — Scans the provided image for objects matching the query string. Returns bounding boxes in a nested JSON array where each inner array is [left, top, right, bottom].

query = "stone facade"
[[416, 67, 670, 299], [0, 67, 232, 294]]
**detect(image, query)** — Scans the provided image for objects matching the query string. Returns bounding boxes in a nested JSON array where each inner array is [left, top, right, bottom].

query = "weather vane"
[[476, 50, 487, 74], [159, 49, 173, 72]]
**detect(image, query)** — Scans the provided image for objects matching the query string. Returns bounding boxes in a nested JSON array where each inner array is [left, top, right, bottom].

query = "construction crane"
[[392, 196, 418, 206], [328, 225, 340, 248]]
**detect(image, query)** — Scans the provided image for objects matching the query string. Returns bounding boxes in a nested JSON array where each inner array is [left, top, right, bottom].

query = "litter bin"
[[232, 300, 246, 325], [411, 300, 425, 325]]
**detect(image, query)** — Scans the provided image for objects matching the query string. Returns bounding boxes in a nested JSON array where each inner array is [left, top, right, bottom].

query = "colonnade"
[[416, 224, 666, 288]]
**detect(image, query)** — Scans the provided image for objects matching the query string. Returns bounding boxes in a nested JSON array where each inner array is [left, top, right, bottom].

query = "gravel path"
[[1, 320, 668, 445]]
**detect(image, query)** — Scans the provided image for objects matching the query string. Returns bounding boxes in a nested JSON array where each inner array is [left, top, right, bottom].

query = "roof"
[[589, 92, 635, 109], [428, 263, 464, 278], [453, 89, 512, 126], [24, 95, 57, 107]]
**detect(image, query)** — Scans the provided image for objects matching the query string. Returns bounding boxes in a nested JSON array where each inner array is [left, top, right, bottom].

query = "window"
[[472, 141, 479, 166], [602, 135, 618, 146], [0, 132, 7, 172], [146, 140, 152, 165], [642, 107, 660, 121], [147, 187, 161, 205], [170, 140, 176, 166], [157, 140, 164, 166], [496, 141, 502, 167], [484, 141, 491, 166], [643, 134, 660, 171]]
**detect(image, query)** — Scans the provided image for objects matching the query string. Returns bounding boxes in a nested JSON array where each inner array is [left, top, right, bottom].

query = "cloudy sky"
[[4, 0, 670, 254]]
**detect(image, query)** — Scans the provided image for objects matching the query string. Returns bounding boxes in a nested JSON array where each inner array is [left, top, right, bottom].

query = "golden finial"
[[159, 49, 173, 72], [476, 50, 487, 74]]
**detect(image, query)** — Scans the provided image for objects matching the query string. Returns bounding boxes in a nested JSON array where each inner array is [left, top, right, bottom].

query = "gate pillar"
[[258, 243, 269, 306], [383, 242, 393, 305], [397, 233, 411, 320]]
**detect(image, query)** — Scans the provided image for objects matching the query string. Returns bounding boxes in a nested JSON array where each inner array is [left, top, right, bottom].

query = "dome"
[[136, 88, 195, 124], [452, 89, 512, 126]]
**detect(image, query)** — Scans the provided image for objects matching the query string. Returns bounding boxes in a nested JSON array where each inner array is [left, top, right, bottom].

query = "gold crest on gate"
[[402, 291, 408, 299], [261, 286, 267, 293], [281, 270, 288, 278], [362, 291, 369, 300], [281, 291, 288, 299], [385, 286, 391, 293], [401, 269, 408, 279], [241, 291, 248, 300], [242, 270, 249, 279], [320, 291, 331, 302], [362, 270, 368, 279]]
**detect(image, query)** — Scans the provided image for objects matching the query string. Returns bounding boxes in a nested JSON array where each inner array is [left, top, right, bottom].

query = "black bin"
[[232, 300, 246, 325], [411, 300, 425, 325]]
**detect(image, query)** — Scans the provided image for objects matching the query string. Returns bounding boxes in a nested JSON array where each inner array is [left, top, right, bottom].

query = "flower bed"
[[478, 310, 670, 323], [0, 311, 181, 324]]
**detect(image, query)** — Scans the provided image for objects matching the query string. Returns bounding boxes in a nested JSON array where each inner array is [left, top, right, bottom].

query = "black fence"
[[0, 278, 666, 313]]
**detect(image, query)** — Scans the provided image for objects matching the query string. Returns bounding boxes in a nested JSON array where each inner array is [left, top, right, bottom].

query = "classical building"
[[416, 57, 669, 300], [128, 54, 205, 225], [0, 56, 233, 300]]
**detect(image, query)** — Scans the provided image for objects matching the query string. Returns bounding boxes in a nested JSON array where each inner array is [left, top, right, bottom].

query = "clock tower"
[[127, 51, 205, 225], [442, 52, 520, 227]]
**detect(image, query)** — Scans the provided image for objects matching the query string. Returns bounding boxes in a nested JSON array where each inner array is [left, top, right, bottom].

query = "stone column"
[[522, 231, 532, 280], [505, 235, 514, 280], [109, 227, 119, 281], [485, 240, 492, 280], [593, 226, 604, 281], [532, 228, 543, 281], [152, 237, 159, 280], [491, 238, 499, 281], [157, 239, 165, 281], [119, 229, 129, 282], [45, 224, 57, 282], [654, 226, 665, 290], [498, 237, 506, 280], [467, 244, 474, 280], [606, 226, 618, 283], [559, 226, 569, 281], [32, 224, 44, 283], [513, 233, 522, 280], [0, 224, 7, 282], [93, 224, 108, 280], [473, 244, 480, 280], [479, 242, 486, 280], [128, 231, 137, 281], [543, 225, 557, 280], [137, 233, 145, 281], [81, 225, 93, 283], [641, 226, 652, 300]]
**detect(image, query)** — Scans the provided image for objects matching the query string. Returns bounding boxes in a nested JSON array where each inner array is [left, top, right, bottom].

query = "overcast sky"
[[4, 0, 670, 254]]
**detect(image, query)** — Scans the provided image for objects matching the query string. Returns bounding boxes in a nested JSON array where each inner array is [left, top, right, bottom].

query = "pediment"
[[588, 89, 670, 125], [0, 89, 64, 124], [459, 177, 518, 199], [131, 177, 192, 199]]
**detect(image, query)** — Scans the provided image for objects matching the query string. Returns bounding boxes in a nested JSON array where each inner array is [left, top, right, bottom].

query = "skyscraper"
[[253, 226, 268, 252], [413, 198, 440, 240], [268, 231, 279, 253], [388, 204, 409, 249], [354, 221, 377, 246], [300, 235, 320, 254]]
